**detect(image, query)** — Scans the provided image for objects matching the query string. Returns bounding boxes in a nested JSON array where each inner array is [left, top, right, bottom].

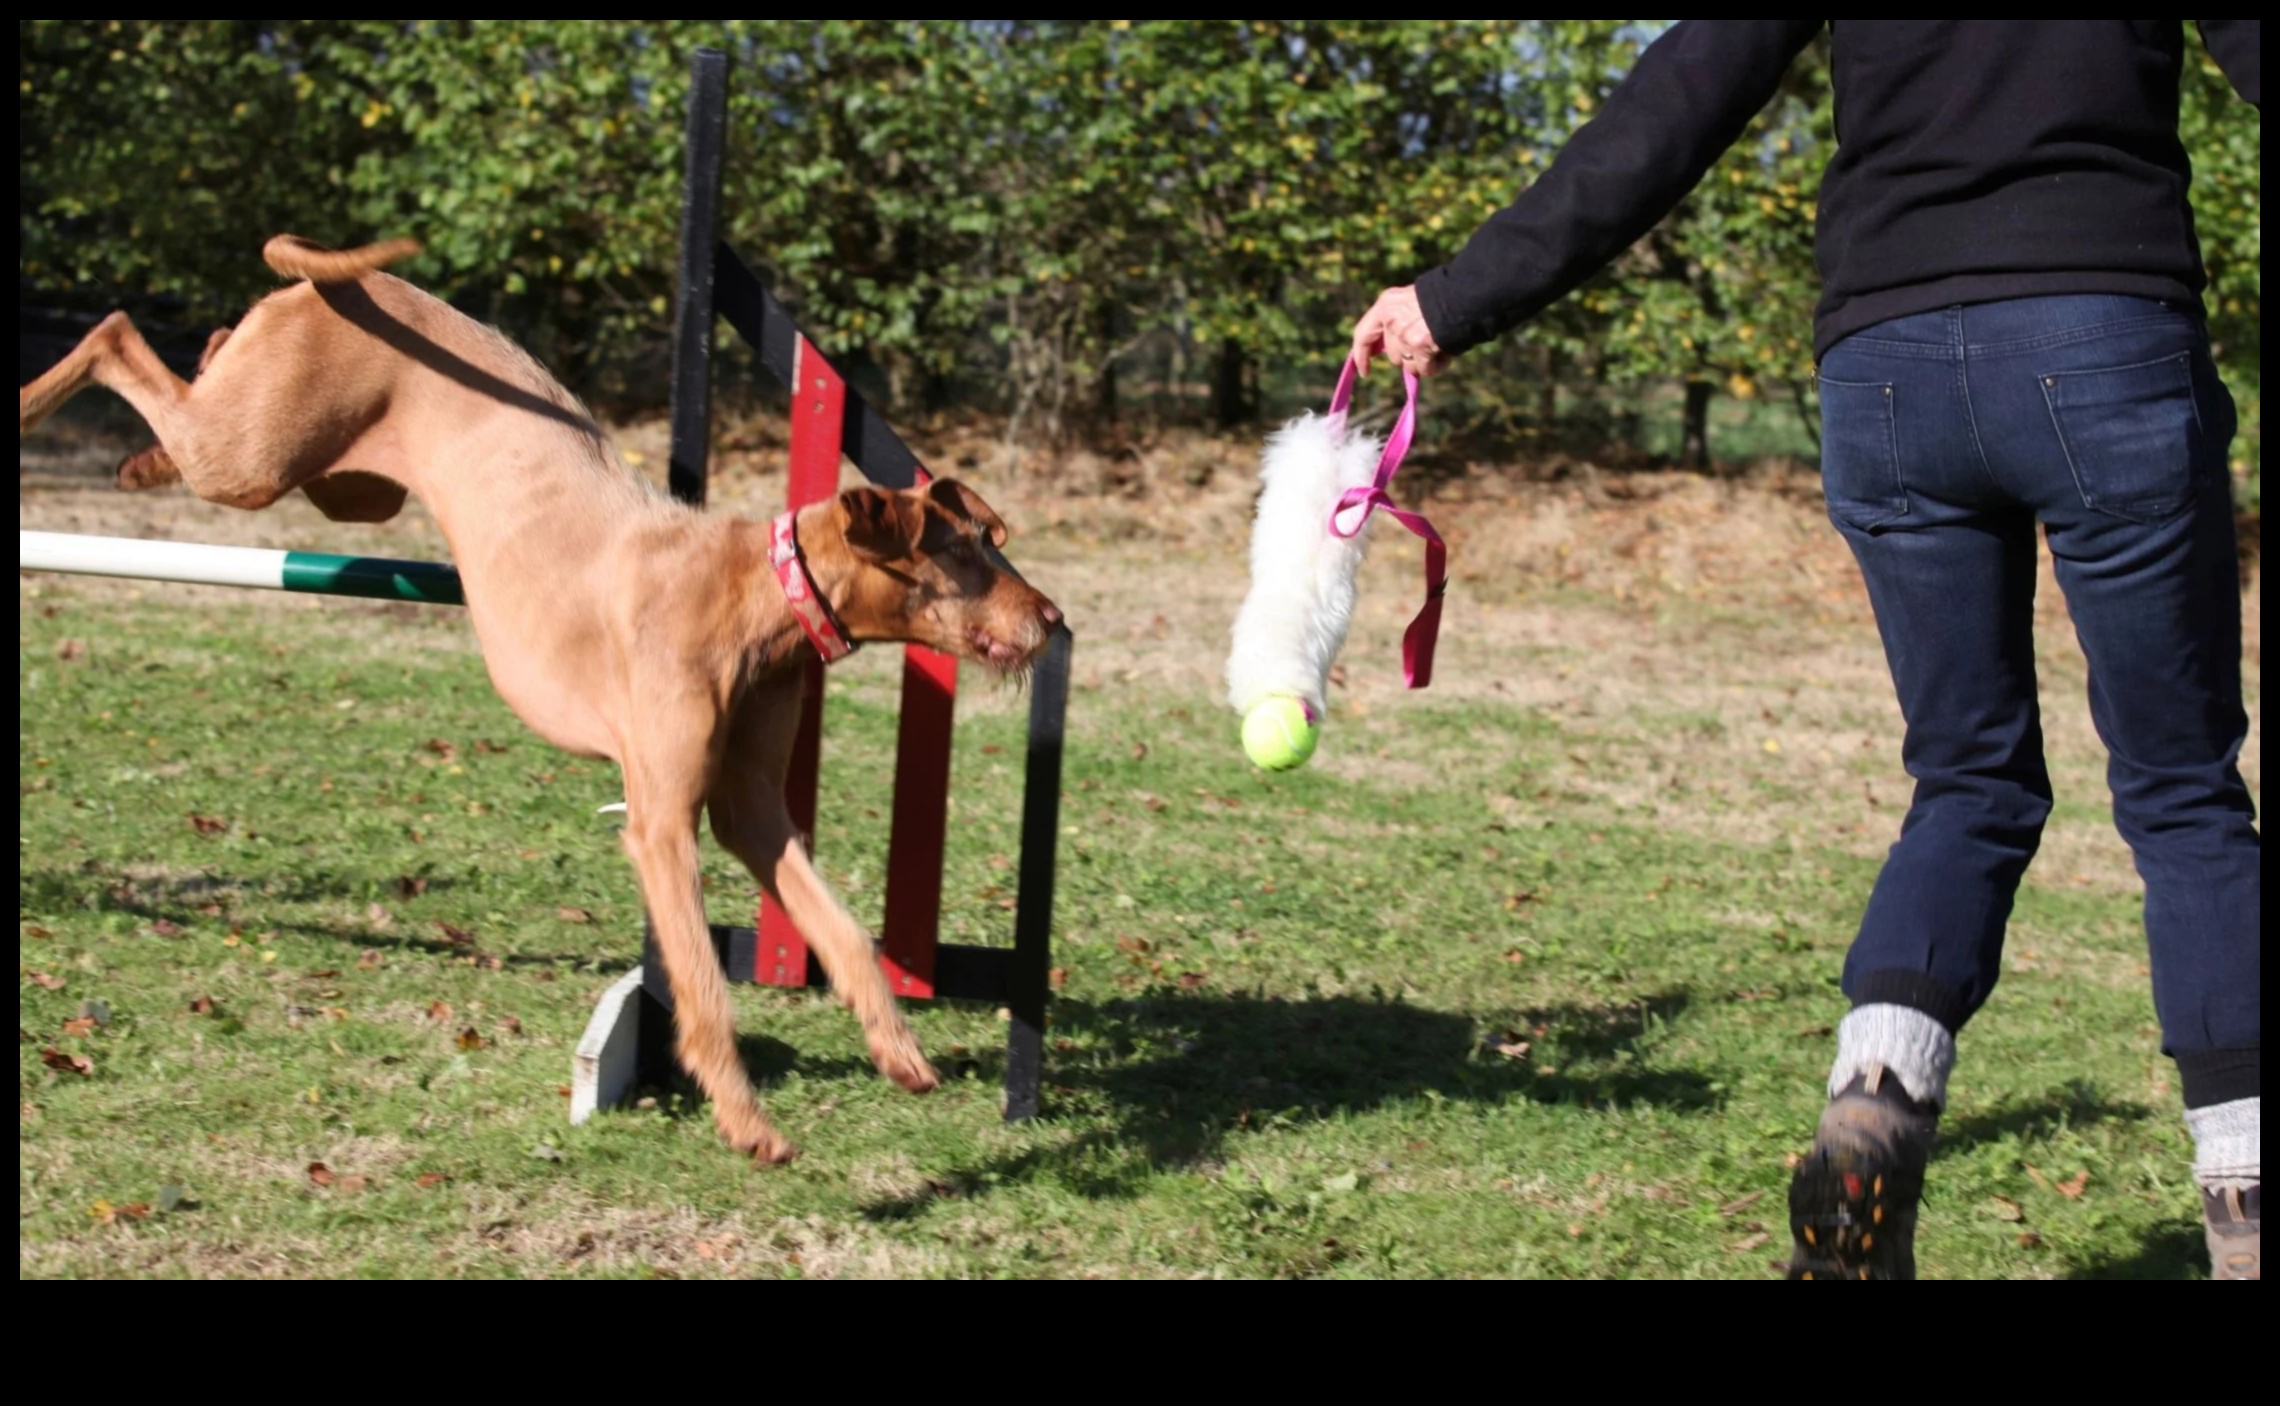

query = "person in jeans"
[[1351, 20, 2260, 1279]]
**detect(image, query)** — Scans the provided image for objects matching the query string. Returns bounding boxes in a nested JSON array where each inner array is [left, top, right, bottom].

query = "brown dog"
[[19, 236, 1062, 1162]]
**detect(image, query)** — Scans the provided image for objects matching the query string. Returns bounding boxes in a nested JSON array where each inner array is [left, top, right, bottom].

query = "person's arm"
[[2196, 21, 2259, 109], [1357, 20, 1820, 373]]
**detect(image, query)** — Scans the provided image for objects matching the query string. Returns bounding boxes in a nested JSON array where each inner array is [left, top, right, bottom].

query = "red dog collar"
[[769, 510, 857, 664]]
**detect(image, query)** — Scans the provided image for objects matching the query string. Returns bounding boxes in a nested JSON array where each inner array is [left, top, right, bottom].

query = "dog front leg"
[[621, 752, 796, 1163], [707, 693, 939, 1095]]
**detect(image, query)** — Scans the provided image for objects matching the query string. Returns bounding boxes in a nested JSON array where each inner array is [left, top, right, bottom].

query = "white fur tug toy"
[[1225, 357, 1446, 771]]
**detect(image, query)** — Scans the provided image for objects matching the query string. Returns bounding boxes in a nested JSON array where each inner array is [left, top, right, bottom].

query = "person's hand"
[[1349, 285, 1449, 378]]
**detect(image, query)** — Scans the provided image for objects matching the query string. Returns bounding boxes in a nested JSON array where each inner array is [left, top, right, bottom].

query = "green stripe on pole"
[[280, 551, 464, 605]]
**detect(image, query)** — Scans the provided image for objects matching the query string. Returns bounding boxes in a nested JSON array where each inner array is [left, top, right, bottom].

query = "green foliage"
[[18, 20, 2261, 473]]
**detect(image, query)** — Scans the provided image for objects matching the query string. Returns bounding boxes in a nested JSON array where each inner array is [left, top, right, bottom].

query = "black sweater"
[[1414, 20, 2261, 362]]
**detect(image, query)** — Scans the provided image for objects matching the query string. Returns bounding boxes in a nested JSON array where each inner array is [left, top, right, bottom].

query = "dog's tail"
[[263, 234, 422, 284]]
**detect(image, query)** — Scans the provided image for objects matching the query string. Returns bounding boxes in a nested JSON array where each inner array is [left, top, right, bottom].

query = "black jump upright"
[[633, 47, 1069, 1120]]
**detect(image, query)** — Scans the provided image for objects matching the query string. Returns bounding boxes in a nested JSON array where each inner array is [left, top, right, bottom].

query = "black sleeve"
[[2196, 21, 2260, 109], [1415, 19, 1823, 356]]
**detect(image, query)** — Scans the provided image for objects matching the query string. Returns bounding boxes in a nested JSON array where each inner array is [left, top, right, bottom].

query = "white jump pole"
[[19, 530, 463, 605]]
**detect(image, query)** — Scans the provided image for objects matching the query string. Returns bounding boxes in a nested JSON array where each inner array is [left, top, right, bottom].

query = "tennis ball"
[[1242, 696, 1319, 772]]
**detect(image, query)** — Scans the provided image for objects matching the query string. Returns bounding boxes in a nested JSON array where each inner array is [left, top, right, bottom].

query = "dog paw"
[[115, 446, 182, 491], [718, 1110, 799, 1165], [870, 1030, 941, 1094], [747, 1136, 801, 1167]]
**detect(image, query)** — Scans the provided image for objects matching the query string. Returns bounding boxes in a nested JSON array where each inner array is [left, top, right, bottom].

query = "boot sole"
[[1786, 1144, 1917, 1280]]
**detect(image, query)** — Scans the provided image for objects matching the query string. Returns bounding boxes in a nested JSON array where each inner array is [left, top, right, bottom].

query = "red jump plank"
[[757, 335, 845, 986]]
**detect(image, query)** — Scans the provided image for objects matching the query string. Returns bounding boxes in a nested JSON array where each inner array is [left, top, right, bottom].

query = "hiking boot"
[[1787, 1065, 1938, 1280], [2203, 1183, 2260, 1281]]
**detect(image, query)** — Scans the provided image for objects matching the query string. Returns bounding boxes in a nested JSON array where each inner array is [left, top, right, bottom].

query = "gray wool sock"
[[1829, 1003, 1955, 1108], [2186, 1096, 2261, 1191]]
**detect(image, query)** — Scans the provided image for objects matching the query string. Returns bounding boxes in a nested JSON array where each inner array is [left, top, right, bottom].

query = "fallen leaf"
[[1115, 935, 1150, 954], [457, 1027, 487, 1051], [356, 950, 384, 971], [306, 1162, 336, 1187], [499, 1015, 522, 1036], [60, 1016, 97, 1038], [1502, 890, 1538, 910], [2056, 1170, 2090, 1200], [556, 1085, 573, 1098], [426, 1000, 453, 1023], [188, 996, 216, 1015], [1177, 972, 1207, 989], [1987, 1195, 2025, 1223], [31, 972, 66, 991], [339, 1175, 367, 1194], [530, 1143, 564, 1163], [1729, 1231, 1771, 1252], [473, 740, 510, 755], [555, 906, 591, 924], [304, 969, 339, 980], [39, 1046, 92, 1076], [1501, 948, 1527, 964], [1048, 967, 1069, 990], [188, 814, 227, 835], [24, 925, 52, 939], [156, 1184, 190, 1213], [423, 738, 459, 762], [2016, 1230, 2044, 1249], [1782, 1152, 1804, 1169], [472, 953, 503, 970], [76, 999, 111, 1027], [1719, 1190, 1767, 1217], [55, 638, 88, 661], [435, 921, 475, 947], [197, 903, 222, 917], [149, 919, 184, 938], [1492, 1039, 1530, 1059], [365, 903, 394, 928], [415, 1172, 450, 1189], [1130, 741, 1148, 761], [395, 875, 430, 899]]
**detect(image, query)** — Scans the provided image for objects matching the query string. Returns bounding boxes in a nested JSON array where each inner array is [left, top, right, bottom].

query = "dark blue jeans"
[[1818, 295, 2259, 1109]]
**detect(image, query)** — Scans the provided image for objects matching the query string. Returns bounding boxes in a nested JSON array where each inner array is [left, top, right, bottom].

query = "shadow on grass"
[[1936, 1080, 2155, 1159], [2063, 1220, 2206, 1280], [856, 987, 1712, 1216], [18, 864, 634, 974]]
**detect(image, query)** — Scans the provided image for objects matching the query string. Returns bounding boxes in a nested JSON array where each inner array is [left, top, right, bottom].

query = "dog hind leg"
[[21, 311, 189, 441]]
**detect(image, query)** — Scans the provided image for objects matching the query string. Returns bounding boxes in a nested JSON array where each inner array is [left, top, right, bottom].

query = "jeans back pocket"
[[2039, 351, 2206, 524], [1818, 377, 1907, 531]]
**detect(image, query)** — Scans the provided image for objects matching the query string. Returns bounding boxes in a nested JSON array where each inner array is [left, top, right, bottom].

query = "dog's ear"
[[837, 486, 924, 562], [926, 478, 1009, 548]]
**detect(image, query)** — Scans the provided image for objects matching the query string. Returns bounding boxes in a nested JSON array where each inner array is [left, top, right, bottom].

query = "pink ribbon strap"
[[1325, 357, 1445, 690]]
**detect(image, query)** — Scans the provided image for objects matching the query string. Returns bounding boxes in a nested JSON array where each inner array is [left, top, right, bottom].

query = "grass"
[[18, 560, 2229, 1279]]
